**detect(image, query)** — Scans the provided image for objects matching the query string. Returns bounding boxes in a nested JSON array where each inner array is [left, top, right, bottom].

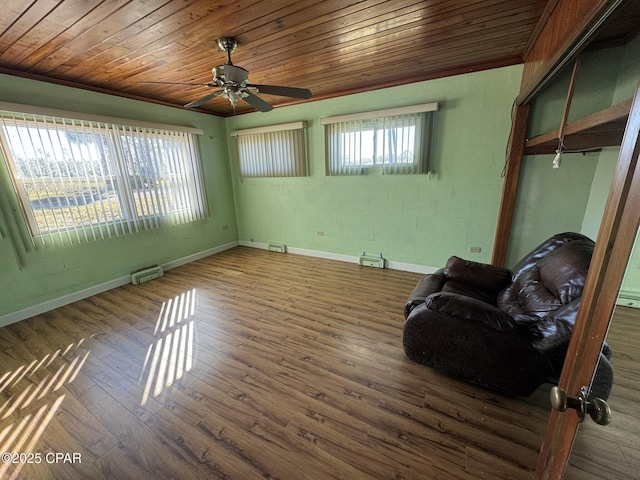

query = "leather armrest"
[[425, 292, 517, 332], [404, 269, 446, 318], [530, 298, 580, 354], [444, 256, 512, 295]]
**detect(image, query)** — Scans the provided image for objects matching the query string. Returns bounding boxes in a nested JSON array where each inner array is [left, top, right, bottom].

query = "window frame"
[[321, 103, 438, 176], [0, 103, 207, 246], [230, 121, 308, 178]]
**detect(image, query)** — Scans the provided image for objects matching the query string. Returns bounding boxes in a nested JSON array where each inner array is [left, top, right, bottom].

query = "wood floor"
[[0, 246, 633, 479], [564, 305, 640, 480]]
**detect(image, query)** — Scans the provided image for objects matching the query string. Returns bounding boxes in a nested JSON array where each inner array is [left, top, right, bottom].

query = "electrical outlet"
[[469, 246, 482, 253]]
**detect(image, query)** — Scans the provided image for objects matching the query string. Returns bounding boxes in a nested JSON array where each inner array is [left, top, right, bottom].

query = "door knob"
[[550, 386, 612, 425]]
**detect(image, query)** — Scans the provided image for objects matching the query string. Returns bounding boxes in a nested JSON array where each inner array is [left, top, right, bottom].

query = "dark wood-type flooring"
[[564, 304, 640, 480], [0, 246, 637, 479]]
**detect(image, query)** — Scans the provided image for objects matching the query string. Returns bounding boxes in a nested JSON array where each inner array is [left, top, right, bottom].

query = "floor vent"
[[359, 255, 385, 269], [131, 265, 164, 285], [268, 243, 287, 253]]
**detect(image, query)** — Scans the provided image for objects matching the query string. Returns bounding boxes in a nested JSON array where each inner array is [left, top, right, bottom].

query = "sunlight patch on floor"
[[0, 340, 88, 479], [141, 288, 197, 405]]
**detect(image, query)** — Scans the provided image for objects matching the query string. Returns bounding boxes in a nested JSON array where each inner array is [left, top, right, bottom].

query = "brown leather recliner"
[[403, 232, 613, 398]]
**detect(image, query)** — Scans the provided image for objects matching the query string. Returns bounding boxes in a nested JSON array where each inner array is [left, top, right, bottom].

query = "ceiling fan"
[[153, 37, 311, 112]]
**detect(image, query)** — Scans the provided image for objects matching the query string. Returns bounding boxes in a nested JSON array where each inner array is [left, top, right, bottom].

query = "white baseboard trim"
[[1, 240, 434, 328], [0, 275, 131, 329], [238, 240, 438, 275], [288, 245, 359, 264], [386, 260, 439, 275], [0, 241, 239, 329], [162, 241, 239, 270], [238, 240, 269, 250]]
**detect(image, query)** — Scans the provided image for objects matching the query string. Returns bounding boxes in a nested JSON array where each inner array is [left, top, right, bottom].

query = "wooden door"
[[535, 81, 640, 478]]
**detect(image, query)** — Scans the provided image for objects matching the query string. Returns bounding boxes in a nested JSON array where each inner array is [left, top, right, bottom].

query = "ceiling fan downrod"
[[217, 37, 238, 65]]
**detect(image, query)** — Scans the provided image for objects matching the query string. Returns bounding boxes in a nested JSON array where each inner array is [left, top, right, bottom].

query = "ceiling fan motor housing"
[[213, 64, 249, 87], [182, 36, 310, 111]]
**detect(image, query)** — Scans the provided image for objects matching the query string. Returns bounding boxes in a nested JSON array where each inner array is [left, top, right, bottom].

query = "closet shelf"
[[524, 98, 632, 155]]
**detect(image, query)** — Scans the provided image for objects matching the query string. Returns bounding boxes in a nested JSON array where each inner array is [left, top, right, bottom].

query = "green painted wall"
[[505, 43, 634, 265], [581, 148, 618, 240], [510, 35, 640, 293], [226, 66, 523, 268], [0, 74, 237, 318], [610, 35, 640, 297], [526, 48, 624, 139], [3, 35, 637, 321], [580, 36, 640, 299], [506, 153, 599, 265]]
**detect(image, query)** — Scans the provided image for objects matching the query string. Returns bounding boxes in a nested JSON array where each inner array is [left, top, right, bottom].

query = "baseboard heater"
[[359, 255, 385, 269], [131, 265, 164, 285], [618, 289, 640, 309], [268, 242, 287, 253]]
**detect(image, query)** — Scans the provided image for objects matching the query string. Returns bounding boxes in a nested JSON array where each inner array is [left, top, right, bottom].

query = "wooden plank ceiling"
[[0, 0, 592, 117]]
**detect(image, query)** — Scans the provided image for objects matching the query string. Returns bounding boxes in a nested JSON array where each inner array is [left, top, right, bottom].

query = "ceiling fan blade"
[[248, 84, 311, 99], [243, 92, 273, 112], [184, 90, 224, 108], [141, 81, 216, 87]]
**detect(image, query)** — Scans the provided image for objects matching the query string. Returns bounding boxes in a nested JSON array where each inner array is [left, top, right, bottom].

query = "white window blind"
[[321, 103, 438, 175], [230, 122, 307, 178], [0, 109, 207, 246]]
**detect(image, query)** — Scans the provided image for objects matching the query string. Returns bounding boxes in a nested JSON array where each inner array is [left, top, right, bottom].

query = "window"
[[230, 122, 307, 178], [321, 103, 438, 175], [0, 108, 207, 246]]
